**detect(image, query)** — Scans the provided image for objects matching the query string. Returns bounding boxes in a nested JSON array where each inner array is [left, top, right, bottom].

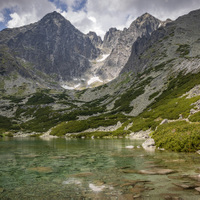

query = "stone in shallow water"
[[28, 167, 53, 173], [89, 183, 105, 192], [189, 174, 200, 182], [173, 183, 196, 189], [71, 172, 94, 177], [139, 169, 175, 175], [62, 178, 81, 185], [164, 194, 184, 200], [195, 187, 200, 192], [130, 185, 145, 194]]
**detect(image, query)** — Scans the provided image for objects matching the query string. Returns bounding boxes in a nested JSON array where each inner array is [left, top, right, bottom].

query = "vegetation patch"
[[152, 121, 200, 152], [20, 107, 77, 132], [3, 95, 24, 103], [189, 111, 200, 122], [149, 91, 160, 100], [129, 117, 160, 132], [0, 115, 12, 132], [26, 92, 55, 105], [50, 114, 128, 136], [176, 44, 190, 57], [113, 86, 145, 113]]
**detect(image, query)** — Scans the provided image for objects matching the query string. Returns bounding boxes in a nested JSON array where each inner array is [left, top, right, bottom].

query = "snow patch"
[[61, 83, 80, 90], [87, 76, 103, 85], [96, 54, 110, 62]]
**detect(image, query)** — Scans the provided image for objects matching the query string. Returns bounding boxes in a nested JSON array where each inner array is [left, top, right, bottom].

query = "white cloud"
[[0, 0, 57, 28], [7, 12, 34, 28], [0, 13, 4, 22]]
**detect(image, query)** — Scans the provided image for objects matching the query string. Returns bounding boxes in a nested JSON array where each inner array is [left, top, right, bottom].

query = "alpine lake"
[[0, 137, 200, 200]]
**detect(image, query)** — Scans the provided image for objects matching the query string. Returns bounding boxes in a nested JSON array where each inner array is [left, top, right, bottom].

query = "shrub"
[[176, 44, 190, 57], [26, 93, 55, 105], [152, 121, 200, 152]]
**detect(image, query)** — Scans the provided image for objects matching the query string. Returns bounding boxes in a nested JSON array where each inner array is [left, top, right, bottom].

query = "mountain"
[[121, 10, 200, 74], [0, 11, 163, 91], [97, 13, 162, 80], [1, 9, 200, 152], [0, 11, 100, 90]]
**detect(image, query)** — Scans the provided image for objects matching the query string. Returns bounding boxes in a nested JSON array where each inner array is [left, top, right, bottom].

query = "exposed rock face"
[[87, 31, 103, 48], [98, 13, 161, 80], [0, 11, 100, 81], [122, 9, 200, 75], [102, 28, 121, 52]]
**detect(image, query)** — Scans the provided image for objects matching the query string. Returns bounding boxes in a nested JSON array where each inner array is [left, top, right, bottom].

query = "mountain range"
[[1, 9, 200, 152]]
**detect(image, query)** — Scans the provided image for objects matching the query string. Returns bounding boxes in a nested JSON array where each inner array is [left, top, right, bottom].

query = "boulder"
[[160, 119, 168, 125], [142, 138, 155, 149], [139, 169, 175, 175]]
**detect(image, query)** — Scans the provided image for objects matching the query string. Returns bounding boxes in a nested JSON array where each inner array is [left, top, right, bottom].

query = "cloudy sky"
[[0, 0, 199, 38]]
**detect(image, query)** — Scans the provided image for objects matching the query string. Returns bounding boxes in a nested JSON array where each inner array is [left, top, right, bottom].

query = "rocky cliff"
[[98, 13, 161, 80]]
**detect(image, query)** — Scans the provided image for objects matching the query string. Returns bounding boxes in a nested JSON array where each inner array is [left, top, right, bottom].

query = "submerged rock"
[[28, 167, 53, 173], [173, 183, 196, 189], [139, 169, 175, 175], [71, 172, 94, 177], [189, 174, 200, 182], [195, 187, 200, 192], [164, 194, 184, 200]]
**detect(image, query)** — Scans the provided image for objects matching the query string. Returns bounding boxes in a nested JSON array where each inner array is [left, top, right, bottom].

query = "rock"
[[195, 187, 200, 192], [139, 169, 176, 175], [164, 195, 184, 200], [130, 185, 145, 194], [129, 129, 151, 139], [158, 147, 165, 151], [190, 109, 196, 115], [89, 183, 105, 192], [196, 150, 200, 155], [160, 119, 168, 125], [28, 167, 53, 173], [133, 194, 142, 198], [71, 172, 94, 177], [142, 138, 155, 149], [125, 145, 134, 149], [173, 183, 196, 189], [189, 174, 200, 182]]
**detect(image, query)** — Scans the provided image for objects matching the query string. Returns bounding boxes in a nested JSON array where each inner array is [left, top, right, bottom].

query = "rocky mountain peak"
[[41, 11, 65, 21], [102, 27, 121, 51], [129, 12, 161, 34], [87, 31, 103, 48], [98, 12, 161, 80]]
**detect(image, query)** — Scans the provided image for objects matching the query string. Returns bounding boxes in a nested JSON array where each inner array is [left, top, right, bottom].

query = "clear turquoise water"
[[0, 137, 200, 200]]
